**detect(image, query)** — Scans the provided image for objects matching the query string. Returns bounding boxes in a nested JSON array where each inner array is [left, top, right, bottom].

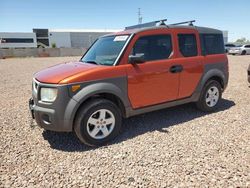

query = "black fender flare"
[[63, 82, 130, 130], [192, 68, 227, 101]]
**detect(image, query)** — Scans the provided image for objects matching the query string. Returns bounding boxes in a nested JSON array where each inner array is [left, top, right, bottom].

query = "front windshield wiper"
[[83, 60, 99, 65]]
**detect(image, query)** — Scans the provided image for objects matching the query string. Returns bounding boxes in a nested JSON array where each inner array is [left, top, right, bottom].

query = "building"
[[0, 29, 120, 49], [47, 29, 120, 48], [32, 28, 120, 49], [222, 31, 228, 43], [0, 32, 37, 48], [1, 27, 228, 48]]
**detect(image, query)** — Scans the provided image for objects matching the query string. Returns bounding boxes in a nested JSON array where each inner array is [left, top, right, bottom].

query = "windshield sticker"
[[114, 35, 128, 42]]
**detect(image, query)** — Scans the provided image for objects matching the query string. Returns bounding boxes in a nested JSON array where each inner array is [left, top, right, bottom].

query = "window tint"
[[202, 34, 225, 55], [131, 35, 172, 61], [178, 34, 197, 57], [245, 45, 250, 48]]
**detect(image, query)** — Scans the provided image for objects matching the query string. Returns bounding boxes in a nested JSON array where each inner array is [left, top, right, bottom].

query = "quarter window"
[[131, 35, 172, 61], [178, 34, 197, 57], [202, 34, 225, 55]]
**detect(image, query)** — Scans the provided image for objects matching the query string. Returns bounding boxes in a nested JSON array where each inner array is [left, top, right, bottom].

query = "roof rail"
[[125, 19, 167, 30], [125, 19, 196, 30], [170, 20, 196, 26]]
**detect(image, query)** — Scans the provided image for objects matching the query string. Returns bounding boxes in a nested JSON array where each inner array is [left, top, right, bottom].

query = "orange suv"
[[29, 20, 228, 146]]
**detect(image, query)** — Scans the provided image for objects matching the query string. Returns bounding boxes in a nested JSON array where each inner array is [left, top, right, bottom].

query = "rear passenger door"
[[174, 32, 204, 99]]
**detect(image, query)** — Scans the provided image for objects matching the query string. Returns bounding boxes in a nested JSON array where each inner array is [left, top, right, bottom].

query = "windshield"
[[81, 35, 129, 66]]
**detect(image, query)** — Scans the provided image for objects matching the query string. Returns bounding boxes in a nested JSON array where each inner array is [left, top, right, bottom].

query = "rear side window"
[[225, 44, 235, 47], [178, 34, 197, 57], [202, 34, 225, 55], [131, 35, 172, 61], [245, 45, 250, 48]]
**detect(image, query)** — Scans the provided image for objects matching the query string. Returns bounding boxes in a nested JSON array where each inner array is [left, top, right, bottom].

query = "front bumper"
[[29, 80, 78, 132]]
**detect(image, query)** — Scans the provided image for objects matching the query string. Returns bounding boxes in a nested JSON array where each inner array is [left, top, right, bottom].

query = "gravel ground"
[[0, 55, 249, 187]]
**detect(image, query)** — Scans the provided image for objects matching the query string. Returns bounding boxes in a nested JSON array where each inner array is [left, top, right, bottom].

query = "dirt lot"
[[0, 55, 249, 187]]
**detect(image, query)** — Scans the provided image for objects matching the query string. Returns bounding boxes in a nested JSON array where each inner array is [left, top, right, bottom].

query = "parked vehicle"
[[29, 20, 229, 146], [225, 43, 236, 53], [228, 44, 250, 55], [248, 64, 250, 83]]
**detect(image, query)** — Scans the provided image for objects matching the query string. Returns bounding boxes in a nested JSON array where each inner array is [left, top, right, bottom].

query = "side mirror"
[[129, 53, 145, 64]]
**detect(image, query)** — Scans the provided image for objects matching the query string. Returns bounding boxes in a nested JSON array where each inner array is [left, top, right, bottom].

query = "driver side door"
[[126, 32, 180, 109]]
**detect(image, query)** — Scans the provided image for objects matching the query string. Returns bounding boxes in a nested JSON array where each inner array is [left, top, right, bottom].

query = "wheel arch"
[[64, 82, 130, 131], [193, 68, 227, 101]]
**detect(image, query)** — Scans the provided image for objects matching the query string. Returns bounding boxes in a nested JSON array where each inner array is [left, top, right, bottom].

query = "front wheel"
[[74, 99, 122, 146], [196, 80, 222, 112]]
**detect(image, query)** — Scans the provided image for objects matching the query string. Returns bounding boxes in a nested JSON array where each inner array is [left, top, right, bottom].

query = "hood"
[[34, 61, 98, 84]]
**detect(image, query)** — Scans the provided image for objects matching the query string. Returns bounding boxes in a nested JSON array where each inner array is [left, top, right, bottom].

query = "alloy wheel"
[[205, 86, 219, 107], [86, 109, 115, 139]]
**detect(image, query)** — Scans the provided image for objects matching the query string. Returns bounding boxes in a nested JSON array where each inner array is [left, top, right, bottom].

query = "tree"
[[235, 37, 250, 44]]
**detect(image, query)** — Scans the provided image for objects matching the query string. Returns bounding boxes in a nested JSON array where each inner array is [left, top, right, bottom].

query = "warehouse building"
[[1, 28, 228, 48], [222, 31, 228, 43], [0, 32, 37, 48], [0, 29, 120, 49], [47, 29, 120, 48]]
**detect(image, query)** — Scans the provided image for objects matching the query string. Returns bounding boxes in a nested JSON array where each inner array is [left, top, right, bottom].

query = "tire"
[[241, 50, 246, 55], [74, 99, 122, 146], [196, 80, 222, 112]]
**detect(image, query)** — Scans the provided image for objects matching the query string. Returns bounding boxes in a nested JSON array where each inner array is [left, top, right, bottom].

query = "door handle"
[[169, 65, 183, 73]]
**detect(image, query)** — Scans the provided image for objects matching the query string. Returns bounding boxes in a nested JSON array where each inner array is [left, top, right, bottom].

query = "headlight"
[[40, 88, 58, 102]]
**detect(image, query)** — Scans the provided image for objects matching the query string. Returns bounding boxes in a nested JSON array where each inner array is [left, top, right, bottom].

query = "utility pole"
[[138, 8, 142, 24]]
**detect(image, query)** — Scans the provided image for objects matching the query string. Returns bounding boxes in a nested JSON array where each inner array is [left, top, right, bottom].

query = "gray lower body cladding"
[[31, 83, 77, 132], [31, 77, 129, 132]]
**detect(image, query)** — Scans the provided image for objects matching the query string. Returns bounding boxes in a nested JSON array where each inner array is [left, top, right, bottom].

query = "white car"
[[225, 43, 236, 53], [228, 44, 250, 55]]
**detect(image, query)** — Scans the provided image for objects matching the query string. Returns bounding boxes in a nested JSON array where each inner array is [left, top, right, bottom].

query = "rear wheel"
[[241, 50, 246, 55], [196, 80, 222, 112], [74, 99, 122, 146]]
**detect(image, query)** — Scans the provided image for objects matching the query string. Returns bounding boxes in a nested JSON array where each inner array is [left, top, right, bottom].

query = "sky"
[[0, 0, 249, 42]]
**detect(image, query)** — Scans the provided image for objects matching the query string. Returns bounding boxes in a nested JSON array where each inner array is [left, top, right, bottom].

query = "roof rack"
[[170, 20, 196, 26], [125, 19, 167, 30], [125, 19, 195, 30]]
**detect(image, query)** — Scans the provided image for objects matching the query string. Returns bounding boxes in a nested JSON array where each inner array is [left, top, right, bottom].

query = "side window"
[[245, 45, 250, 48], [202, 34, 225, 55], [131, 35, 172, 61], [178, 34, 197, 57]]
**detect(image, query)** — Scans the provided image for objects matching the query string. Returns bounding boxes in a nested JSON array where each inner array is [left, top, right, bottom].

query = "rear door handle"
[[169, 65, 183, 73]]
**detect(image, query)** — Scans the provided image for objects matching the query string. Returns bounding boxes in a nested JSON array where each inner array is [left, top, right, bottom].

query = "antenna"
[[138, 8, 142, 24]]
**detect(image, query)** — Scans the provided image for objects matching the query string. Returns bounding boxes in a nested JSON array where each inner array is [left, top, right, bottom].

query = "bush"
[[51, 43, 57, 48]]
